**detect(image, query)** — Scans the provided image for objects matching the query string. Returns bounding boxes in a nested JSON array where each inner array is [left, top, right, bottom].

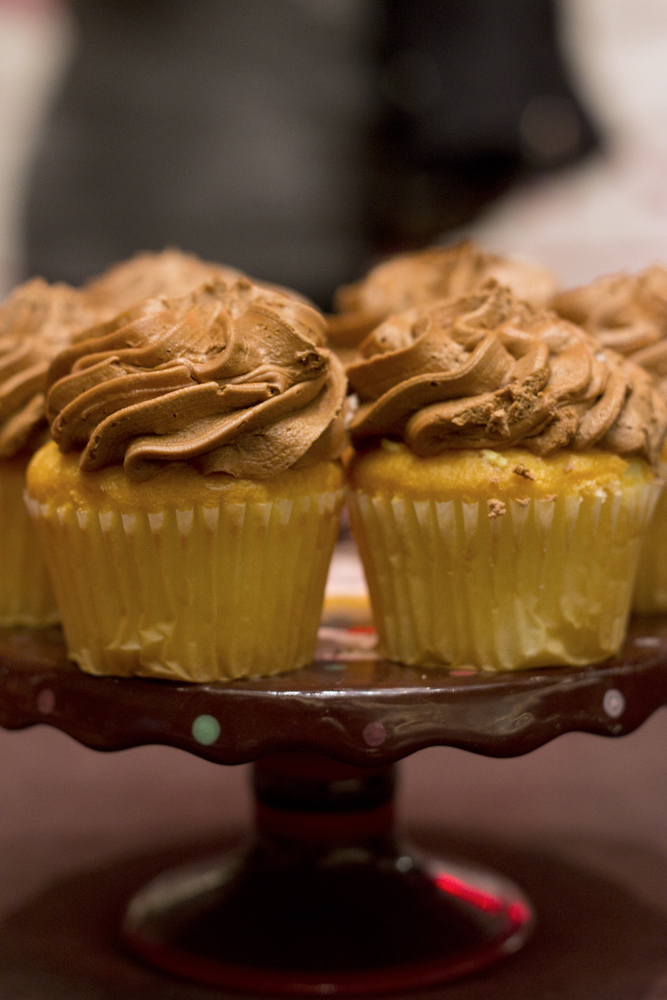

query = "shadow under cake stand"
[[1, 617, 667, 996]]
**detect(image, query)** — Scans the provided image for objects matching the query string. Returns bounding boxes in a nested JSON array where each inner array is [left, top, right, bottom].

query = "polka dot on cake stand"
[[191, 714, 221, 746], [36, 689, 55, 715], [363, 722, 387, 747], [603, 689, 625, 719]]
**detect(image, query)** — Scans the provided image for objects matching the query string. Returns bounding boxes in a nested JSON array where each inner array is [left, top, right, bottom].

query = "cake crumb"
[[512, 463, 535, 480], [487, 498, 506, 519], [487, 475, 500, 486], [380, 438, 402, 453], [564, 458, 574, 472], [515, 497, 530, 507], [488, 409, 509, 435], [482, 449, 508, 468], [542, 493, 558, 502]]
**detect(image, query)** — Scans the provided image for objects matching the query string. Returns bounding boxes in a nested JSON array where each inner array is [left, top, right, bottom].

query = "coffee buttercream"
[[329, 241, 558, 347], [554, 266, 667, 398], [347, 283, 667, 465], [0, 278, 100, 458], [83, 248, 245, 316], [46, 278, 347, 480]]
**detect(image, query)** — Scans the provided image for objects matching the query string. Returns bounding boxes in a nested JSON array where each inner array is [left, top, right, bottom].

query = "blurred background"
[[2, 2, 667, 987], [6, 0, 667, 308]]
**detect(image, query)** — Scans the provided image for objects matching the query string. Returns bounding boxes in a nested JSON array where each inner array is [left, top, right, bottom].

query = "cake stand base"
[[3, 621, 667, 995], [122, 753, 532, 996]]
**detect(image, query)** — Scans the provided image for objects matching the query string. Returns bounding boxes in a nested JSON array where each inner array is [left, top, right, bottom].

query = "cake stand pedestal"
[[1, 615, 667, 996]]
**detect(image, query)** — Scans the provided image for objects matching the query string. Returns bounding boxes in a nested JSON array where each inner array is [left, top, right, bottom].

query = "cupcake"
[[327, 240, 557, 356], [554, 266, 667, 612], [345, 283, 666, 671], [0, 277, 100, 625], [25, 278, 347, 681], [82, 248, 245, 314], [83, 247, 311, 317]]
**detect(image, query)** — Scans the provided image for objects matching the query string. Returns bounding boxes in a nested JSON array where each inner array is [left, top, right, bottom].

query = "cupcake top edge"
[[346, 282, 667, 467], [327, 239, 558, 347], [45, 277, 347, 481]]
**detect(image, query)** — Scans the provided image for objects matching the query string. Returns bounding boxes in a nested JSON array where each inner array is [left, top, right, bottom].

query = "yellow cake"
[[26, 278, 346, 681], [345, 284, 667, 671]]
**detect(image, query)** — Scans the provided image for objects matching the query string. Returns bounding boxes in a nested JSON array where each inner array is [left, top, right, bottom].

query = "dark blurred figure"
[[23, 0, 598, 308], [372, 0, 599, 252]]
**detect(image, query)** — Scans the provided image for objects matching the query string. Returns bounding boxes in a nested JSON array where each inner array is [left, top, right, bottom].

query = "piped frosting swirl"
[[46, 278, 347, 480], [0, 278, 99, 457], [82, 248, 245, 316], [553, 266, 667, 398], [328, 240, 558, 347], [82, 248, 312, 319], [347, 283, 667, 466]]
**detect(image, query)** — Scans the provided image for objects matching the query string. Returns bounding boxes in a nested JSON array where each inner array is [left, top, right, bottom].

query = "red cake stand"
[[1, 616, 667, 996]]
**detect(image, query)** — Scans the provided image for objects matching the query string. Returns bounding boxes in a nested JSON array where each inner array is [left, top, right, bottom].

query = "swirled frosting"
[[554, 266, 667, 397], [46, 278, 347, 480], [0, 278, 100, 457], [328, 241, 558, 347], [347, 282, 667, 465], [82, 249, 245, 316]]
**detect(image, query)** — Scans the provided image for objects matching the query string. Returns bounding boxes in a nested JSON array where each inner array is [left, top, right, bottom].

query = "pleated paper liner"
[[0, 456, 59, 626], [26, 489, 343, 682], [633, 460, 667, 613], [347, 477, 663, 671]]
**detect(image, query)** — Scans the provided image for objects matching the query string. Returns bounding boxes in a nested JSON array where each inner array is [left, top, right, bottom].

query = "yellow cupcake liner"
[[347, 480, 662, 671], [0, 456, 59, 626], [25, 489, 343, 681], [633, 464, 667, 613]]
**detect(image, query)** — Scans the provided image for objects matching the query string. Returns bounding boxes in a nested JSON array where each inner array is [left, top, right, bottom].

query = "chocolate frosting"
[[82, 249, 245, 316], [347, 283, 667, 465], [0, 278, 100, 458], [554, 266, 667, 398], [46, 278, 347, 480], [328, 241, 558, 347]]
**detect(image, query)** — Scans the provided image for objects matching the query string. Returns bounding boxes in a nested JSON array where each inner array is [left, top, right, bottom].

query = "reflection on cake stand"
[[1, 615, 667, 996]]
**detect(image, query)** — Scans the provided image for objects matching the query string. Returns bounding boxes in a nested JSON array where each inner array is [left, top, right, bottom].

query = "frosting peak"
[[328, 241, 558, 347], [82, 249, 245, 317], [553, 266, 667, 396], [347, 283, 667, 465], [46, 279, 347, 480]]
